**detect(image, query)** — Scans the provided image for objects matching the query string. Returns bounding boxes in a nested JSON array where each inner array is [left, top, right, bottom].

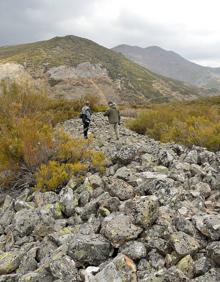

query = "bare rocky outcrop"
[[0, 113, 220, 281]]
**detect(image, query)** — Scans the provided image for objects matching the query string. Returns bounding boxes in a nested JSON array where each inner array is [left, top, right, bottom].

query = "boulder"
[[67, 234, 113, 266], [93, 254, 137, 282], [170, 231, 200, 256], [207, 241, 220, 265], [123, 196, 159, 229], [59, 187, 78, 217], [119, 241, 146, 260], [176, 255, 194, 278], [113, 145, 138, 165], [0, 251, 23, 274], [192, 214, 220, 240], [105, 178, 134, 200], [49, 255, 78, 281], [14, 209, 40, 236], [101, 213, 143, 247]]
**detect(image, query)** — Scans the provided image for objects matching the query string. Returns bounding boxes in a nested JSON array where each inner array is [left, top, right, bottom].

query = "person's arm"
[[118, 110, 121, 124], [104, 109, 110, 116]]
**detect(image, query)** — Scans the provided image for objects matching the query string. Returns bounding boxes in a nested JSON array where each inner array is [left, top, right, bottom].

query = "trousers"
[[112, 123, 119, 140], [83, 121, 90, 139]]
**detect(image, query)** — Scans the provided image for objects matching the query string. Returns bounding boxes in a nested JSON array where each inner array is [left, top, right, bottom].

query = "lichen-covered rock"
[[59, 187, 78, 217], [34, 191, 59, 207], [119, 241, 146, 260], [101, 213, 143, 247], [0, 274, 21, 282], [194, 256, 212, 276], [170, 231, 200, 256], [176, 255, 194, 278], [114, 167, 133, 181], [67, 234, 113, 266], [105, 178, 134, 200], [192, 214, 220, 240], [0, 251, 23, 274], [49, 255, 78, 281], [14, 209, 40, 236], [142, 266, 190, 282], [113, 145, 138, 165], [123, 196, 159, 229], [207, 241, 220, 265], [18, 268, 54, 282], [93, 254, 137, 282], [191, 268, 220, 282]]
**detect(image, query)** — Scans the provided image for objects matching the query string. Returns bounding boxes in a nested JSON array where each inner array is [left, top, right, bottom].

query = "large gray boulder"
[[0, 251, 23, 275], [119, 241, 146, 260], [105, 178, 134, 200], [67, 234, 113, 266], [14, 209, 40, 236], [49, 255, 78, 281], [93, 254, 137, 282], [170, 231, 200, 256], [59, 187, 78, 217], [192, 214, 220, 240], [101, 213, 143, 247], [123, 196, 159, 229], [207, 241, 220, 265]]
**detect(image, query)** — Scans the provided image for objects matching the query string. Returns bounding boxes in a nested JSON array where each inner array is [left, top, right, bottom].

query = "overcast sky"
[[1, 0, 220, 67]]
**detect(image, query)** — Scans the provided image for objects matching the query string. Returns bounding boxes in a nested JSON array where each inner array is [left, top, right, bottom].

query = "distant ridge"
[[112, 44, 220, 89], [0, 35, 214, 103]]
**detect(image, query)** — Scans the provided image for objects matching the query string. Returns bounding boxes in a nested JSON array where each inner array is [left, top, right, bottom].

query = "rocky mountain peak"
[[0, 113, 220, 281]]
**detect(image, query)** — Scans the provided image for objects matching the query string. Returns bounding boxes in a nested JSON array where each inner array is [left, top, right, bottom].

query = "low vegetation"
[[127, 97, 220, 151], [0, 81, 105, 190]]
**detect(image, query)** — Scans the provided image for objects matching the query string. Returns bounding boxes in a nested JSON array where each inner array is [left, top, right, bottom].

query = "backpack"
[[80, 106, 91, 123]]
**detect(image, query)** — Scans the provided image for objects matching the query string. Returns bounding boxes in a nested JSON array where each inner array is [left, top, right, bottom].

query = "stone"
[[194, 256, 212, 276], [185, 150, 198, 164], [114, 167, 133, 181], [17, 247, 38, 274], [14, 209, 40, 236], [176, 255, 194, 278], [87, 174, 103, 188], [18, 268, 54, 282], [105, 178, 134, 200], [113, 145, 138, 165], [93, 254, 137, 282], [123, 196, 159, 229], [0, 251, 23, 274], [119, 241, 146, 260], [192, 268, 220, 282], [174, 216, 195, 236], [59, 187, 78, 217], [170, 231, 200, 256], [100, 213, 143, 247], [148, 249, 165, 269], [207, 241, 220, 265], [14, 200, 34, 212], [49, 255, 78, 281], [192, 214, 220, 240], [0, 274, 21, 281], [67, 234, 113, 266], [34, 191, 59, 207], [158, 149, 175, 167], [193, 182, 211, 199]]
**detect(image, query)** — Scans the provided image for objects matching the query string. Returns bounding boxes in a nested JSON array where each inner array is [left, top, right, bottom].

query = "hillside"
[[113, 44, 220, 90], [0, 113, 220, 280], [0, 35, 210, 103]]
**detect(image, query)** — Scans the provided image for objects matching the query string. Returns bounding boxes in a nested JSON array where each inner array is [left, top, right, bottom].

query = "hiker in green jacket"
[[104, 101, 121, 140]]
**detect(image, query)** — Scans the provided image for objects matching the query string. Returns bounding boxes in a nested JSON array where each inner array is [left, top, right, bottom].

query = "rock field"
[[0, 113, 220, 281]]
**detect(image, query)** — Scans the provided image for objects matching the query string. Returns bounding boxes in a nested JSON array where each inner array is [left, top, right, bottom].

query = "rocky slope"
[[0, 113, 220, 281], [0, 36, 209, 103], [113, 45, 220, 90]]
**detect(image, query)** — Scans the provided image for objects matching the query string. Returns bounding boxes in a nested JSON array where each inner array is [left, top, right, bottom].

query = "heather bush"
[[0, 82, 106, 190], [127, 101, 220, 151]]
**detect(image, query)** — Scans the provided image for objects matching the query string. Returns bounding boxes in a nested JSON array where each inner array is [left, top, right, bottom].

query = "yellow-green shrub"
[[34, 161, 88, 192], [127, 101, 220, 151]]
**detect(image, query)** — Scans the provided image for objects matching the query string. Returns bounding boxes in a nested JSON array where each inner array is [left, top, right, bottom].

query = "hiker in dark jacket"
[[80, 101, 92, 139], [104, 101, 121, 140]]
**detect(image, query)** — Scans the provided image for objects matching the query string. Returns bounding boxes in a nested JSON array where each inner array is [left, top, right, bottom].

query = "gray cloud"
[[0, 0, 220, 67]]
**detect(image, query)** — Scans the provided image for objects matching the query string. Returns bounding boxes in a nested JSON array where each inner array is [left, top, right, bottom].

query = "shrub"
[[0, 82, 106, 190], [127, 101, 220, 151]]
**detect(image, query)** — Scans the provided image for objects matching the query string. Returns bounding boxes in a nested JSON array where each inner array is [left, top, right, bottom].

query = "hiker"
[[80, 101, 92, 139], [104, 101, 121, 140]]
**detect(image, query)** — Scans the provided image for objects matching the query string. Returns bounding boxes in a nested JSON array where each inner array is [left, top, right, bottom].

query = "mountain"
[[112, 44, 220, 89], [0, 35, 213, 103]]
